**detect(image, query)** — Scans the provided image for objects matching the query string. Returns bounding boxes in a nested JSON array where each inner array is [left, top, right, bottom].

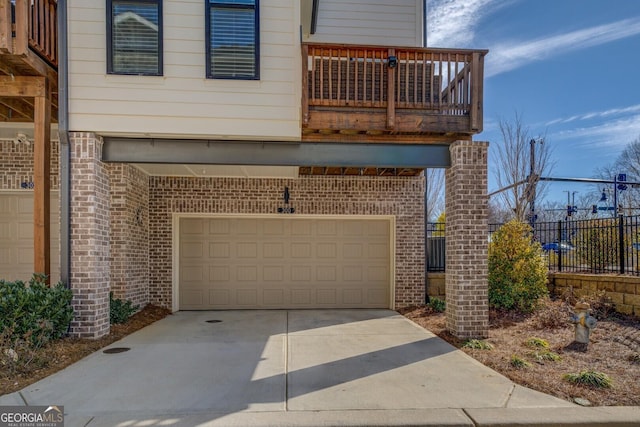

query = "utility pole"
[[527, 139, 542, 228], [564, 190, 578, 218]]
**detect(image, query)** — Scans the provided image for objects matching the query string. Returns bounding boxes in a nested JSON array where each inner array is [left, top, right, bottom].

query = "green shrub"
[[510, 355, 531, 369], [575, 218, 628, 270], [488, 220, 549, 312], [433, 212, 446, 237], [462, 339, 494, 350], [428, 297, 446, 313], [563, 370, 612, 388], [0, 275, 73, 346], [109, 292, 139, 324]]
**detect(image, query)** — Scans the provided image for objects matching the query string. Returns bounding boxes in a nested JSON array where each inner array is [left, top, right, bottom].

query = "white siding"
[[68, 0, 301, 140], [306, 0, 423, 47]]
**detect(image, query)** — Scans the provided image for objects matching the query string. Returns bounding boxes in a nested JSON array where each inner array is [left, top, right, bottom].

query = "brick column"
[[68, 132, 110, 338], [445, 140, 489, 339]]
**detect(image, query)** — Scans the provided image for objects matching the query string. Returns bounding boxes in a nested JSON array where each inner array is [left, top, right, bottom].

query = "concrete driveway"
[[5, 309, 638, 426]]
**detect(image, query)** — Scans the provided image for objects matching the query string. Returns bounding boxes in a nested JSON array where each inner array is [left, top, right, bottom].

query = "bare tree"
[[493, 112, 554, 222], [612, 135, 640, 215], [488, 199, 512, 224], [425, 168, 445, 221], [593, 153, 640, 216], [616, 135, 640, 180]]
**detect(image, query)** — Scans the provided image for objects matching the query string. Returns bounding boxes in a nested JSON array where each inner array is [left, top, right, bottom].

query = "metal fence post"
[[557, 220, 562, 272], [619, 214, 625, 274]]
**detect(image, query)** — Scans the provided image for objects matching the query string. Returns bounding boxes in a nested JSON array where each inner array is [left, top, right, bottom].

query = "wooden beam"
[[304, 109, 473, 136], [33, 78, 51, 284], [0, 76, 46, 97], [0, 104, 10, 120], [0, 97, 34, 119]]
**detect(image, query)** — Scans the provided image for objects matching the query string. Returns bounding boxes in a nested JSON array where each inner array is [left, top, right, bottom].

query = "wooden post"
[[386, 48, 395, 130], [14, 0, 28, 55], [470, 52, 483, 132], [34, 78, 51, 284], [301, 44, 309, 127], [0, 0, 12, 54]]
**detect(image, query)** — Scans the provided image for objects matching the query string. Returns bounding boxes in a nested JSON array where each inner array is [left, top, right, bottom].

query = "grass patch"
[[510, 355, 532, 369], [462, 339, 494, 350], [532, 350, 561, 362], [563, 370, 613, 388], [525, 337, 550, 349]]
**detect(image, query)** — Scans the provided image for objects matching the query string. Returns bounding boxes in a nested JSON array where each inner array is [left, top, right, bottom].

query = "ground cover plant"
[[401, 298, 640, 406]]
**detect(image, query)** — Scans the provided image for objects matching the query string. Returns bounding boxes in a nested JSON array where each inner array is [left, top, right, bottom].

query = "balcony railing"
[[302, 43, 487, 138], [0, 0, 58, 69]]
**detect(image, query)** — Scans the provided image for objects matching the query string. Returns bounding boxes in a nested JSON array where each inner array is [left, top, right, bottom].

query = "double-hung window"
[[107, 0, 163, 75], [206, 0, 260, 79]]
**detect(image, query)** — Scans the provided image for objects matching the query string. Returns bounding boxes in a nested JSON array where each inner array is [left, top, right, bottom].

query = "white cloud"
[[546, 105, 640, 126], [486, 17, 640, 77], [426, 0, 501, 47], [550, 114, 640, 148]]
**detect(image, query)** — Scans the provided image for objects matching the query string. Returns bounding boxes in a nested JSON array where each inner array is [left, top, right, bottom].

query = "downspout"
[[424, 171, 430, 304], [423, 0, 427, 47], [310, 0, 319, 34], [57, 0, 70, 288]]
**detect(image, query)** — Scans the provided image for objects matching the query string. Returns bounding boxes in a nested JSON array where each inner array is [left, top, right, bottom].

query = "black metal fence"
[[428, 215, 640, 275], [426, 222, 446, 272]]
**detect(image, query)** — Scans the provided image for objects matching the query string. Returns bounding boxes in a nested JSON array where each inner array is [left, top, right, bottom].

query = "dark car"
[[541, 242, 574, 253]]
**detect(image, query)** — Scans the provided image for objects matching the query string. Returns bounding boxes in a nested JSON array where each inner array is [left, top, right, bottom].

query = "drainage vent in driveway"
[[206, 320, 222, 323], [103, 347, 130, 354]]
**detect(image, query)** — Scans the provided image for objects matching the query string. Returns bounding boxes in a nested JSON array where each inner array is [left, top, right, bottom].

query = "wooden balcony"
[[0, 0, 56, 283], [0, 0, 58, 122], [302, 43, 487, 143]]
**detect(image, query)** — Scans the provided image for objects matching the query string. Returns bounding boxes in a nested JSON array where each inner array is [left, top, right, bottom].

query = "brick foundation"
[[445, 140, 489, 338], [68, 132, 111, 338], [0, 136, 504, 338], [149, 175, 425, 309]]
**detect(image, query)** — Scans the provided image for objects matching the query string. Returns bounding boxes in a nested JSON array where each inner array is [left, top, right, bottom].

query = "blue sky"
[[426, 0, 640, 205]]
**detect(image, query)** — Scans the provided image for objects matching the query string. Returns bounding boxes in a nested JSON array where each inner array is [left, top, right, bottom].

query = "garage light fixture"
[[14, 133, 30, 145]]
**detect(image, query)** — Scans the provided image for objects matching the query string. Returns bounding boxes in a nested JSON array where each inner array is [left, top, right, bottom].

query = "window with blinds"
[[107, 0, 163, 76], [206, 0, 259, 79]]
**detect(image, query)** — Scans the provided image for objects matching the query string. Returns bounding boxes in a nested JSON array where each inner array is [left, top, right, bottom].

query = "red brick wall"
[[148, 175, 426, 309], [0, 138, 59, 190], [109, 164, 150, 308], [445, 141, 489, 339], [68, 133, 111, 338]]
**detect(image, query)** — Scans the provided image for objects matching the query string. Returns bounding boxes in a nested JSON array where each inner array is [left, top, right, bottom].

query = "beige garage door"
[[0, 192, 60, 284], [179, 217, 392, 309]]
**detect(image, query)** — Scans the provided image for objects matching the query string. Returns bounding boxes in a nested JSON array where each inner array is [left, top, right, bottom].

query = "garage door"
[[0, 192, 60, 284], [179, 216, 392, 309]]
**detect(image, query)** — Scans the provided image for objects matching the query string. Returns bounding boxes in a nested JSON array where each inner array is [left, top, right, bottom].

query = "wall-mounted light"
[[14, 133, 29, 145], [387, 56, 397, 68]]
